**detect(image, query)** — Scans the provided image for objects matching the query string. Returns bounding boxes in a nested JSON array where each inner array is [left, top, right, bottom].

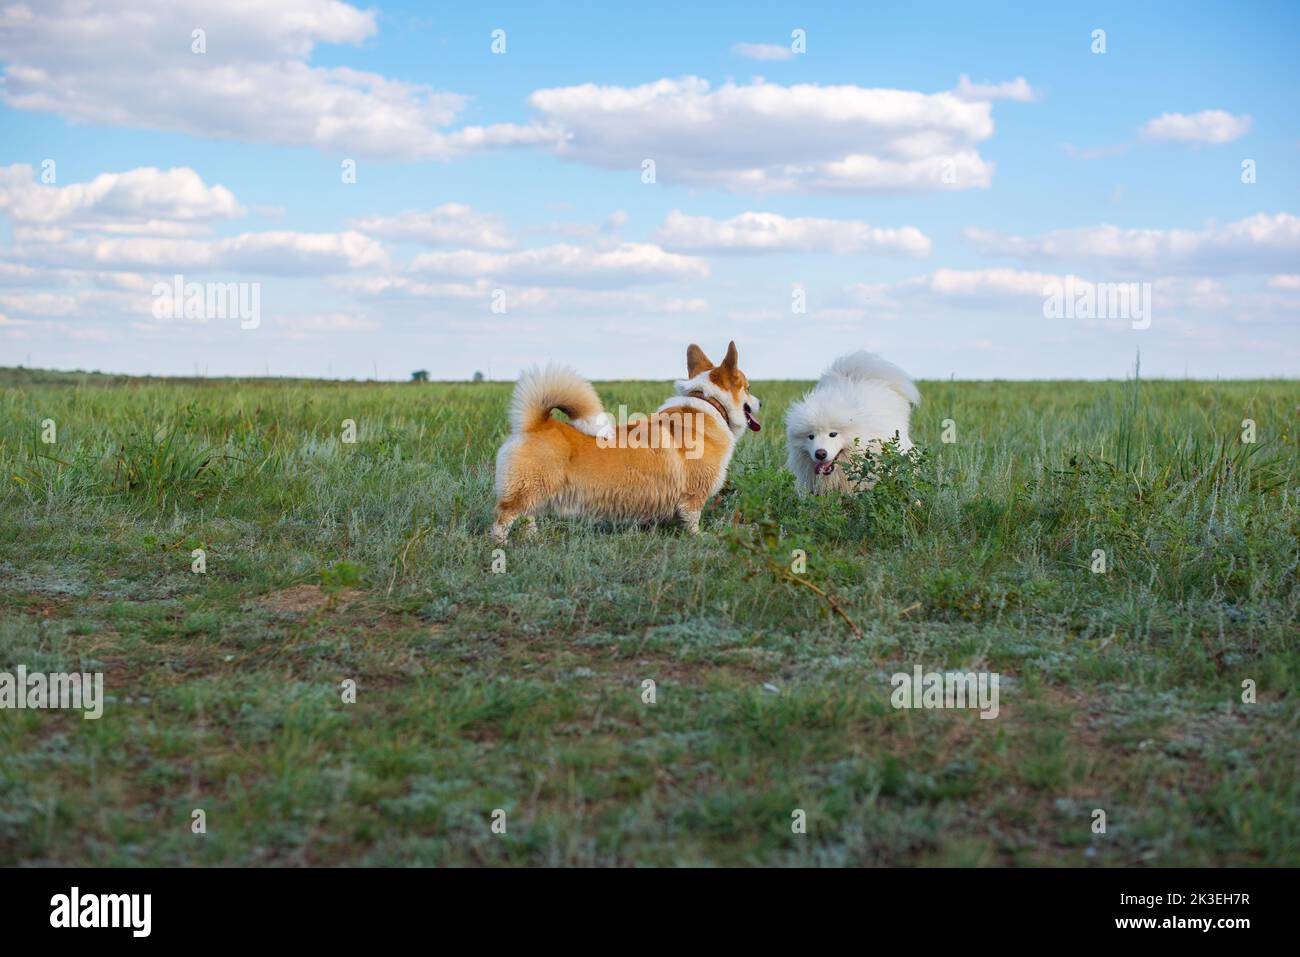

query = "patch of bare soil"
[[257, 584, 363, 614], [18, 596, 68, 619]]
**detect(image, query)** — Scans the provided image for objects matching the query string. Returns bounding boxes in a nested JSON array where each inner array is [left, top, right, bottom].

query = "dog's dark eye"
[[829, 432, 838, 438], [808, 434, 814, 440]]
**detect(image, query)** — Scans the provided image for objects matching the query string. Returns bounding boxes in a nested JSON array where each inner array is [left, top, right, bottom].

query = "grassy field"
[[1, 365, 1296, 867]]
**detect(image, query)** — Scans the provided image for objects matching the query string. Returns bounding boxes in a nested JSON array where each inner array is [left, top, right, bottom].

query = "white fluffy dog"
[[785, 351, 920, 495]]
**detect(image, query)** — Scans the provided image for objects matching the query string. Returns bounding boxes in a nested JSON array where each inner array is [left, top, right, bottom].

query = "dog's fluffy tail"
[[509, 364, 613, 437], [826, 351, 920, 406]]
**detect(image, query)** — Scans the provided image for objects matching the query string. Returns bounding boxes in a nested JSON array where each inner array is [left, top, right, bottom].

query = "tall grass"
[[0, 367, 1296, 866]]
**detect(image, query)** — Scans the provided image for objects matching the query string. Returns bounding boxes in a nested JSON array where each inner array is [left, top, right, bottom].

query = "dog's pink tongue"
[[745, 409, 761, 431]]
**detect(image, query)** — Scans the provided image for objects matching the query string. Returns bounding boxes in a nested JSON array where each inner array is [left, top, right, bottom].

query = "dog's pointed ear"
[[686, 344, 713, 377], [720, 340, 739, 370]]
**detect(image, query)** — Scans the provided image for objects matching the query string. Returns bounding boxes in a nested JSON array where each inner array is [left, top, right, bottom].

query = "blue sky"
[[1, 0, 1297, 380]]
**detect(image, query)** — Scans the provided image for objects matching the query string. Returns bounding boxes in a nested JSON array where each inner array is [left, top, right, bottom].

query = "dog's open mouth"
[[813, 451, 842, 476], [743, 403, 761, 432]]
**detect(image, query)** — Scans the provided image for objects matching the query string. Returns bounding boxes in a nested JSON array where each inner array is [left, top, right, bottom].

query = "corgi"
[[491, 341, 761, 542], [785, 350, 920, 495]]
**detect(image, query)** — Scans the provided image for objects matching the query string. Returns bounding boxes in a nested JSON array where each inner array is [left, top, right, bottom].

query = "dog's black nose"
[[814, 449, 828, 460]]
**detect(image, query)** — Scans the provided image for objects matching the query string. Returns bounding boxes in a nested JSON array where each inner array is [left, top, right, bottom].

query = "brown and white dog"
[[491, 342, 760, 542]]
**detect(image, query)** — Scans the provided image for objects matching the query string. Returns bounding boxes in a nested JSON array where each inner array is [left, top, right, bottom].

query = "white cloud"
[[527, 77, 996, 193], [0, 291, 78, 317], [275, 312, 380, 338], [0, 164, 386, 277], [0, 261, 43, 285], [332, 274, 708, 318], [837, 269, 1075, 319], [953, 74, 1039, 102], [92, 272, 156, 292], [912, 267, 1066, 298], [407, 242, 708, 287], [654, 210, 931, 256], [732, 42, 794, 61], [842, 281, 900, 307], [529, 210, 629, 239], [842, 270, 1291, 335], [0, 0, 555, 160], [496, 289, 708, 315], [964, 214, 1300, 275], [348, 205, 515, 249], [0, 164, 242, 230], [0, 310, 36, 332], [1150, 276, 1230, 311], [0, 8, 1022, 187], [1139, 110, 1252, 145], [1060, 110, 1249, 162], [11, 230, 387, 275], [329, 275, 493, 300]]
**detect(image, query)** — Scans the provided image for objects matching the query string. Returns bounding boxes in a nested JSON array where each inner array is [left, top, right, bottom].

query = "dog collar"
[[685, 390, 731, 425]]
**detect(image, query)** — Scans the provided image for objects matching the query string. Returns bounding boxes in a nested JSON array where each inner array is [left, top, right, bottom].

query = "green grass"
[[1, 365, 1296, 866]]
